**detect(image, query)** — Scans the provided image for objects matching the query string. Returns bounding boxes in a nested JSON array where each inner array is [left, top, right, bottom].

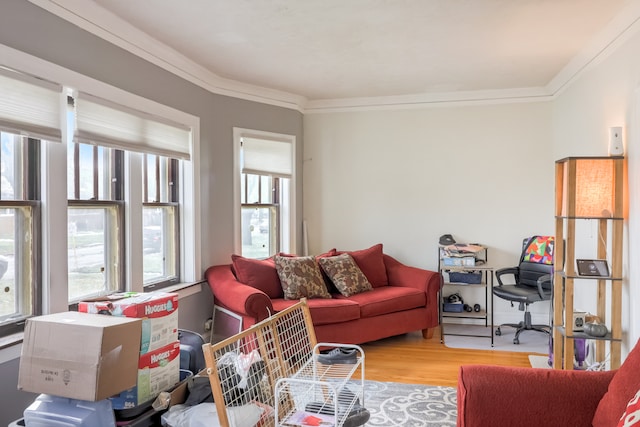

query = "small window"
[[67, 139, 124, 302], [236, 130, 294, 258], [143, 154, 180, 289], [241, 173, 280, 258]]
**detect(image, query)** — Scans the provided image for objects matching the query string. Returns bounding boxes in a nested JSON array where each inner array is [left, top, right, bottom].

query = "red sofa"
[[205, 244, 441, 344], [457, 339, 640, 427]]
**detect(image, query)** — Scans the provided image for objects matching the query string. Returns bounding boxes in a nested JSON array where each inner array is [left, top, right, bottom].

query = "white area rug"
[[442, 324, 550, 354], [528, 354, 552, 369], [362, 380, 456, 426]]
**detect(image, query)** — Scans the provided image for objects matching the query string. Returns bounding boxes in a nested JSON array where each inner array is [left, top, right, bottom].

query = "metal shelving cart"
[[439, 245, 495, 346]]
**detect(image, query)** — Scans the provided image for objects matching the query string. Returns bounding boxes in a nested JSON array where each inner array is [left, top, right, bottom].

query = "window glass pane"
[[67, 142, 115, 201], [241, 174, 246, 204], [146, 154, 158, 202], [143, 206, 177, 284], [246, 174, 259, 204], [0, 206, 34, 322], [260, 175, 272, 203], [1, 132, 22, 200], [68, 206, 120, 301], [97, 146, 106, 200], [241, 206, 276, 259], [159, 157, 169, 203], [77, 144, 94, 200]]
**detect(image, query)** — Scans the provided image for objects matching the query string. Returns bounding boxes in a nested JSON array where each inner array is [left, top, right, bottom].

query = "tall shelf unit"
[[552, 156, 624, 370]]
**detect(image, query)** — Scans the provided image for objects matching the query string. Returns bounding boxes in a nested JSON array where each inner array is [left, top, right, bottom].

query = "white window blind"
[[0, 67, 63, 141], [74, 92, 191, 160], [242, 137, 292, 177]]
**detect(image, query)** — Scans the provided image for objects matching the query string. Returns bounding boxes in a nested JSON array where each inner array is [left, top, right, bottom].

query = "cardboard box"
[[79, 292, 179, 354], [110, 340, 181, 410], [18, 311, 142, 401]]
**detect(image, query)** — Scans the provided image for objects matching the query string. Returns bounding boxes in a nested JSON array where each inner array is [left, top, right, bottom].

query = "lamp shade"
[[557, 157, 623, 218]]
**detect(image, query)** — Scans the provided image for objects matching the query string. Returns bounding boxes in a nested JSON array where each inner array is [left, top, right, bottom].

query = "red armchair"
[[457, 339, 640, 427]]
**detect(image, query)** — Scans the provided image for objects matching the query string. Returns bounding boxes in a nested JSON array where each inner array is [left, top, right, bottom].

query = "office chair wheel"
[[513, 337, 520, 344], [495, 327, 502, 336]]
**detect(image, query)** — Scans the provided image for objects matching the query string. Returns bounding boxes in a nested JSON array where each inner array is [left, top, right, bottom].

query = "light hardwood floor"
[[360, 328, 535, 388]]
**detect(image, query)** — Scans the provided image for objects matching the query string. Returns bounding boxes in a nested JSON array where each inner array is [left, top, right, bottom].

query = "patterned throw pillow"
[[617, 389, 640, 427], [319, 253, 373, 297], [337, 243, 388, 287], [274, 255, 331, 300]]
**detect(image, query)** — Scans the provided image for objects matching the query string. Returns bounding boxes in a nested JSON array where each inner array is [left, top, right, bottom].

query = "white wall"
[[551, 26, 640, 350], [304, 25, 640, 351], [303, 101, 555, 326]]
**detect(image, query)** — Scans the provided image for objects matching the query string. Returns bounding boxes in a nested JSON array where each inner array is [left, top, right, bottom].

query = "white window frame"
[[233, 128, 296, 256], [1, 43, 201, 316]]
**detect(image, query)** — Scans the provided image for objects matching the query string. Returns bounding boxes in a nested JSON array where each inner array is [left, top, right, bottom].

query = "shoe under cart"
[[202, 299, 366, 427]]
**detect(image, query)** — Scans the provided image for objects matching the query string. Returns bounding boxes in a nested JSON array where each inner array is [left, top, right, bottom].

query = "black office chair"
[[493, 236, 555, 344]]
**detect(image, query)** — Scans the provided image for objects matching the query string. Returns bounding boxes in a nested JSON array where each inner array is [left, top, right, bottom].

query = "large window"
[[235, 129, 295, 258], [0, 51, 200, 340], [68, 91, 191, 299], [0, 132, 40, 336]]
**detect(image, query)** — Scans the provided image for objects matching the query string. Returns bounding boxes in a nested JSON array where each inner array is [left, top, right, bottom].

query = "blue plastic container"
[[23, 394, 116, 427]]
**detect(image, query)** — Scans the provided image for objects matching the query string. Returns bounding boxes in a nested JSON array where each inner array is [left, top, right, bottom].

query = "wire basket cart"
[[202, 299, 365, 427]]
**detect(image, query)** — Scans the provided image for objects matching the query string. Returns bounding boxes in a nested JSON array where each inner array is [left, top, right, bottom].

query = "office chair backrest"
[[518, 236, 555, 290]]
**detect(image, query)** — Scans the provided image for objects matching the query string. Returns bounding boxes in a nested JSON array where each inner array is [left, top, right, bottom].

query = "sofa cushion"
[[319, 253, 373, 297], [338, 243, 388, 288], [617, 388, 640, 427], [231, 255, 283, 299], [593, 339, 640, 427], [335, 286, 426, 318], [274, 255, 331, 300], [272, 298, 361, 326]]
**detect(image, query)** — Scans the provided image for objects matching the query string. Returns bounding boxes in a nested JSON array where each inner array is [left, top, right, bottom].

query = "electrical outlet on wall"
[[609, 126, 624, 155]]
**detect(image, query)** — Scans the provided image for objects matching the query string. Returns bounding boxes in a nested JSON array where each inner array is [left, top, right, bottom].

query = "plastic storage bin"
[[23, 394, 116, 427], [448, 271, 482, 284], [443, 302, 465, 312]]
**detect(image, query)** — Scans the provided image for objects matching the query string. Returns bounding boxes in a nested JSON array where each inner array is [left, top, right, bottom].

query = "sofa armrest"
[[383, 254, 441, 328], [457, 364, 616, 427], [383, 254, 441, 293], [205, 264, 274, 322]]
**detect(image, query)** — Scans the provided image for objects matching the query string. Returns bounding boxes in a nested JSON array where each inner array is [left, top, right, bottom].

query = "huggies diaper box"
[[109, 340, 181, 409], [79, 292, 179, 354]]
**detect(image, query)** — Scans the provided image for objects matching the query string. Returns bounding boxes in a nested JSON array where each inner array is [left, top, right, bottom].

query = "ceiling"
[[29, 0, 640, 111]]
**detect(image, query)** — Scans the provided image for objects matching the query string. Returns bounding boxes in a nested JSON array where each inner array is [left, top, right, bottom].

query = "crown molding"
[[304, 87, 554, 113], [27, 0, 640, 114], [27, 0, 307, 112], [547, 0, 640, 97]]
